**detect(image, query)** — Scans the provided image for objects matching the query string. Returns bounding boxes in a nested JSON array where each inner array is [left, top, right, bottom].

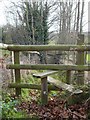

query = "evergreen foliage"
[[24, 1, 49, 45]]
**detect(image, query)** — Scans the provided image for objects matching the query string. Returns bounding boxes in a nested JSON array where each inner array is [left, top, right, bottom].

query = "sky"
[[88, 1, 90, 32], [0, 0, 90, 32]]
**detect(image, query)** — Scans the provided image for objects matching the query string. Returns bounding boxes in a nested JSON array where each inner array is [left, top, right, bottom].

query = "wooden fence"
[[1, 34, 90, 105]]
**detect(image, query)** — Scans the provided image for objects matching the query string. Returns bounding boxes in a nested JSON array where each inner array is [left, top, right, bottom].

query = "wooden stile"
[[4, 34, 90, 105]]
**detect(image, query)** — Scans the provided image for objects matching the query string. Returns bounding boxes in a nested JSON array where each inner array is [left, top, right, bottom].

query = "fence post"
[[66, 70, 71, 84], [14, 51, 21, 96], [41, 77, 48, 105], [76, 34, 84, 85]]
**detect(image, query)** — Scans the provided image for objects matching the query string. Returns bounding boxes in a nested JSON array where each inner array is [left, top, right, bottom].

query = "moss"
[[6, 64, 90, 71]]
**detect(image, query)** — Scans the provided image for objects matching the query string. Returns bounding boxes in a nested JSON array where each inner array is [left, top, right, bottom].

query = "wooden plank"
[[14, 51, 21, 96], [3, 44, 90, 51], [6, 64, 90, 71], [47, 77, 82, 94], [47, 76, 74, 92], [33, 70, 58, 78]]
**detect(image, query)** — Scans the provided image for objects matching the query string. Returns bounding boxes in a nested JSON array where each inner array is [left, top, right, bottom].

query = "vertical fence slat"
[[76, 34, 84, 85], [41, 77, 48, 105], [14, 51, 21, 96]]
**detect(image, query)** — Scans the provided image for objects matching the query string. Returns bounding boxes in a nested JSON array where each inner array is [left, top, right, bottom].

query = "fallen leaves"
[[17, 97, 88, 119]]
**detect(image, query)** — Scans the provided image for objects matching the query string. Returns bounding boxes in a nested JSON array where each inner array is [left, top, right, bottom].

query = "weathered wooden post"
[[41, 77, 48, 105], [14, 51, 21, 96], [76, 34, 84, 85], [10, 51, 15, 82], [66, 70, 71, 84], [66, 53, 71, 84]]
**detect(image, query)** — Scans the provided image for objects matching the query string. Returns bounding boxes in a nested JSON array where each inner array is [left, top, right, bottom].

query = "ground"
[[16, 95, 89, 119]]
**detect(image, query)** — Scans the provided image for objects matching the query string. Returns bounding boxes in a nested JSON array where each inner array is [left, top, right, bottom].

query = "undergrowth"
[[2, 93, 28, 118], [1, 70, 90, 119]]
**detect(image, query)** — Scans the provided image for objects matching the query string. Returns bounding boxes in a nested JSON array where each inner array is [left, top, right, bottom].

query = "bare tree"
[[80, 1, 84, 33], [76, 0, 80, 32]]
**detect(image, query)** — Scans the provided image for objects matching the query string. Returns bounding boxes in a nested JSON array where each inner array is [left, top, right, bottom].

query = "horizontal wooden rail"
[[1, 45, 90, 51], [8, 83, 60, 91], [6, 64, 90, 71]]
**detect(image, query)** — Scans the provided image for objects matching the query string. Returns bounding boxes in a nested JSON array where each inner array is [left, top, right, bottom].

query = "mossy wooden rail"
[[2, 44, 90, 51], [1, 35, 90, 105], [6, 64, 90, 71]]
